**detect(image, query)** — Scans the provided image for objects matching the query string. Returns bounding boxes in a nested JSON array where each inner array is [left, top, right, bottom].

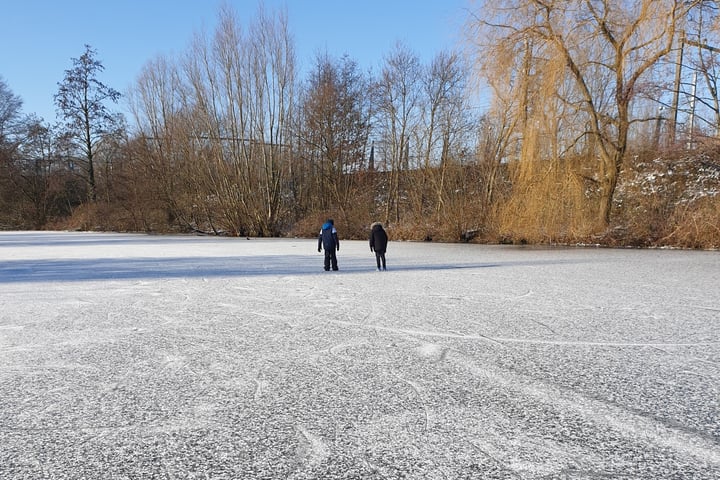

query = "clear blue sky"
[[1, 0, 472, 124]]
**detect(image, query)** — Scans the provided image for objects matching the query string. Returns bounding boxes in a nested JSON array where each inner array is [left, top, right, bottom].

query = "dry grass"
[[612, 149, 720, 249], [659, 197, 720, 249], [493, 157, 597, 245]]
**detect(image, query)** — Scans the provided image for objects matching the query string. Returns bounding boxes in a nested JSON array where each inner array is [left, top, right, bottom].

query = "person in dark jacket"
[[369, 222, 388, 271], [318, 219, 339, 271]]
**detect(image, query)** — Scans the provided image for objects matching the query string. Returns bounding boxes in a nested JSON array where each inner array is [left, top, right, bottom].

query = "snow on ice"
[[1, 231, 719, 479]]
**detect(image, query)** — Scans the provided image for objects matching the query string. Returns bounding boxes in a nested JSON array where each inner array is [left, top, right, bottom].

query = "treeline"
[[1, 2, 719, 248]]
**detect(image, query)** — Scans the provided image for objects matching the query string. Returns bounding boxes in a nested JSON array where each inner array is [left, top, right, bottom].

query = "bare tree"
[[0, 80, 73, 228], [682, 2, 720, 138], [416, 50, 471, 218], [298, 53, 371, 212], [129, 5, 296, 236], [0, 77, 23, 163], [374, 43, 422, 223], [15, 120, 69, 228], [55, 45, 122, 203], [0, 78, 24, 226], [128, 54, 196, 230], [246, 5, 296, 234]]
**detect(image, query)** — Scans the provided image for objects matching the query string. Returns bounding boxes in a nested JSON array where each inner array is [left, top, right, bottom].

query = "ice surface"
[[1, 231, 719, 478]]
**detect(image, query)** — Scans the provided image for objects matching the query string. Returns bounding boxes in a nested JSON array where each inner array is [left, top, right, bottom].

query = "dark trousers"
[[324, 249, 338, 271], [375, 251, 386, 270]]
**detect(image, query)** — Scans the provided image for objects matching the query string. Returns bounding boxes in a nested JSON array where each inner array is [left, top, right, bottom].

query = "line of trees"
[[1, 2, 719, 247]]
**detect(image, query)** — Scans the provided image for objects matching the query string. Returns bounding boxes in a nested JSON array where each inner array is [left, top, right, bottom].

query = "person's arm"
[[334, 230, 339, 251], [318, 231, 322, 252]]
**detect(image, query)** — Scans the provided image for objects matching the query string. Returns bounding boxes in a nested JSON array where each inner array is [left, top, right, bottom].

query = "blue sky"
[[2, 0, 472, 123]]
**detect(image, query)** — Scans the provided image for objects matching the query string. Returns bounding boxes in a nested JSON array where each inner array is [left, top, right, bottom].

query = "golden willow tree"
[[467, 0, 703, 236]]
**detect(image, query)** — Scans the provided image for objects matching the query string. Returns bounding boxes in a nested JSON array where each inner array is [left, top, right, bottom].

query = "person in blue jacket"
[[318, 219, 339, 271]]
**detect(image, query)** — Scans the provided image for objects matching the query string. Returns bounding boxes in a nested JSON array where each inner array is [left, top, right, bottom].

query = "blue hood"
[[322, 221, 334, 230]]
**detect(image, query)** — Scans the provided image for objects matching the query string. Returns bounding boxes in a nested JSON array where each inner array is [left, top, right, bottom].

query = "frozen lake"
[[1, 231, 719, 479]]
